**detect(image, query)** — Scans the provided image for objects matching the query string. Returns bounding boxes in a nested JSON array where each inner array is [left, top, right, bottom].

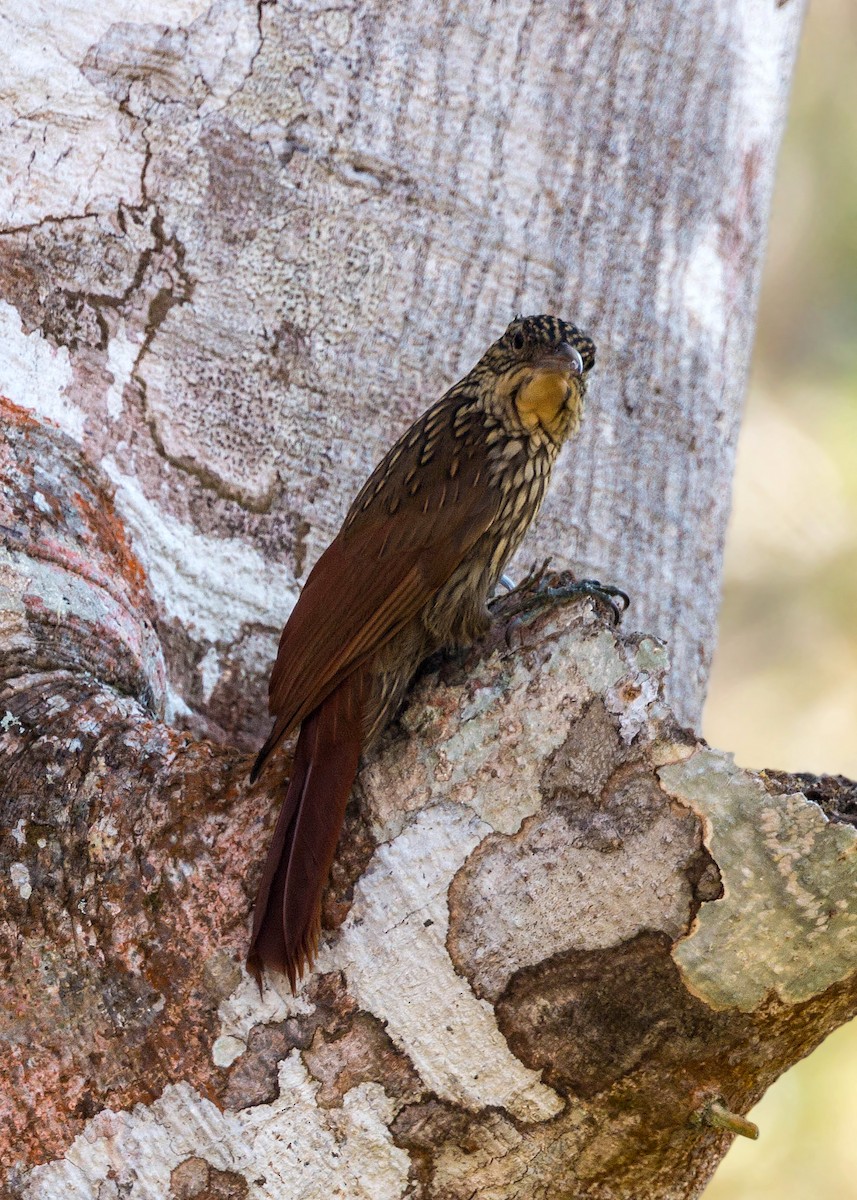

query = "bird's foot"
[[492, 564, 630, 630]]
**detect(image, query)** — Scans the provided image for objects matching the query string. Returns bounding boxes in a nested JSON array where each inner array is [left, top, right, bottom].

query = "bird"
[[248, 313, 596, 990]]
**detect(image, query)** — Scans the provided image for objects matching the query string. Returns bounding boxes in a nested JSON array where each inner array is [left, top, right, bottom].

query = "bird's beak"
[[533, 341, 584, 376]]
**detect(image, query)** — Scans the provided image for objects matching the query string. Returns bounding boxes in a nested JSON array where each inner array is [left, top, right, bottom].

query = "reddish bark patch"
[[390, 1097, 483, 1196], [303, 1011, 423, 1109], [170, 1157, 249, 1200], [223, 972, 357, 1111], [0, 668, 267, 1169], [0, 398, 163, 704], [322, 793, 377, 933], [0, 395, 44, 430]]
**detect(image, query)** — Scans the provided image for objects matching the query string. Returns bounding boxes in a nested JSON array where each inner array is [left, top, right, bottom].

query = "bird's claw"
[[495, 569, 630, 629], [557, 578, 630, 626]]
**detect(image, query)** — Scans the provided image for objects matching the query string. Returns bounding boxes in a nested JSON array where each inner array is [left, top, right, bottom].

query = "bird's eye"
[[512, 331, 525, 351]]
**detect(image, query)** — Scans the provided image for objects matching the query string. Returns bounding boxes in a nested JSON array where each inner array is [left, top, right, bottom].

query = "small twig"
[[692, 1099, 759, 1141]]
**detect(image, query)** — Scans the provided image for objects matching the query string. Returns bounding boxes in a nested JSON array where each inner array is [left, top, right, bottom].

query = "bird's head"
[[477, 313, 595, 442]]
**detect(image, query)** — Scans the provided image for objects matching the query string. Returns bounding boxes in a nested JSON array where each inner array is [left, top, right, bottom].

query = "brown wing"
[[251, 393, 495, 780]]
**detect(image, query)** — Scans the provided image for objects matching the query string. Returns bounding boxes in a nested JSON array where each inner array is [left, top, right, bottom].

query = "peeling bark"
[[4, 401, 857, 1199], [3, 2, 844, 1197]]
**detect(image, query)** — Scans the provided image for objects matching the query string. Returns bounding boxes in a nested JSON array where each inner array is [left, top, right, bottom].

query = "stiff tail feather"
[[248, 670, 365, 991]]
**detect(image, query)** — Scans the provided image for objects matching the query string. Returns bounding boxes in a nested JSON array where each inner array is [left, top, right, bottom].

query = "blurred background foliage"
[[704, 0, 857, 1194]]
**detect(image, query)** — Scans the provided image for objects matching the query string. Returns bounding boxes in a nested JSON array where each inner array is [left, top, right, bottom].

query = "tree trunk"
[[6, 2, 853, 1199]]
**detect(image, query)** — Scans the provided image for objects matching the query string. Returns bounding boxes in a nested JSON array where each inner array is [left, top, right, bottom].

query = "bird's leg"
[[491, 565, 630, 629], [489, 557, 554, 609]]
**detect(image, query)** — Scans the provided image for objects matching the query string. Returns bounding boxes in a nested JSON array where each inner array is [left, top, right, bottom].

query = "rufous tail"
[[247, 670, 364, 991]]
